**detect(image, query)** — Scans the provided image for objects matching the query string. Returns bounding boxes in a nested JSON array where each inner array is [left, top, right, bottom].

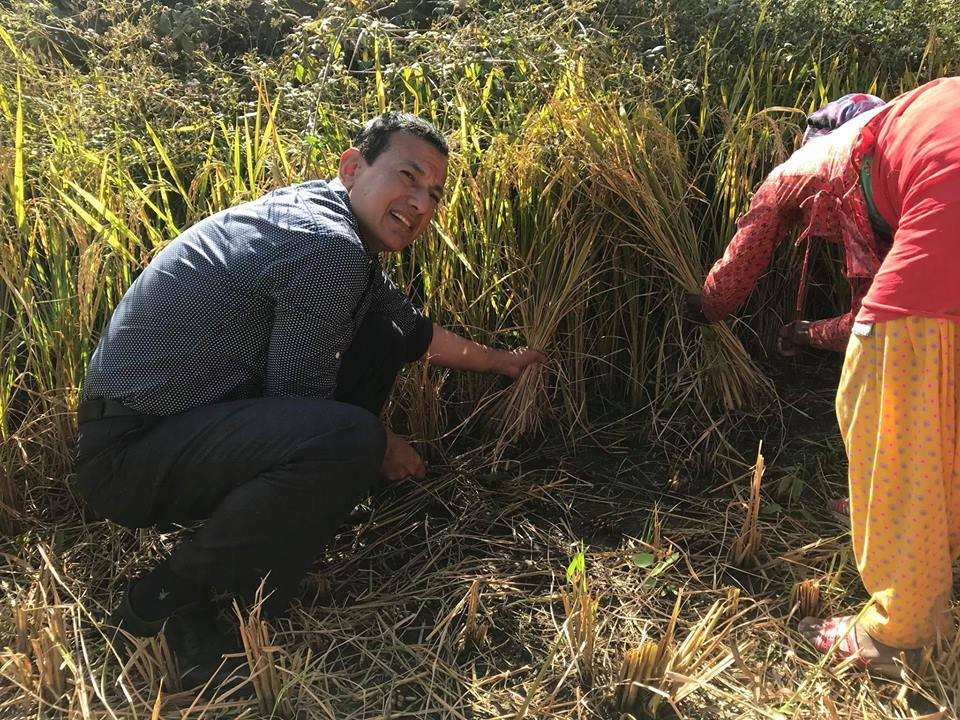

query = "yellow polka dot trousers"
[[836, 317, 960, 648]]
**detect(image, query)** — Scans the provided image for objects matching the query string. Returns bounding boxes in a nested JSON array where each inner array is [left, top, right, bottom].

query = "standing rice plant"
[[563, 99, 771, 414]]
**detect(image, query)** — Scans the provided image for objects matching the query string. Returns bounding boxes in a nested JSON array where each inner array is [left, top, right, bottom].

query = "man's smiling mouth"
[[390, 210, 413, 230]]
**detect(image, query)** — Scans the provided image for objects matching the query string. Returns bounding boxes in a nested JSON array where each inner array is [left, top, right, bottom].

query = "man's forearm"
[[425, 324, 495, 373], [425, 323, 546, 379]]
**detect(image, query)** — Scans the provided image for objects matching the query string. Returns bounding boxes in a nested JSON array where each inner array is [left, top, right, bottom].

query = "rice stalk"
[[729, 442, 765, 567], [927, 622, 960, 718], [790, 579, 821, 619], [392, 361, 449, 446], [647, 503, 663, 552], [13, 604, 29, 654], [616, 641, 673, 713], [0, 602, 74, 709], [666, 588, 740, 681], [616, 592, 682, 714], [111, 630, 181, 699], [617, 588, 741, 716], [30, 605, 68, 703], [461, 578, 488, 650], [560, 549, 597, 687], [235, 597, 292, 716], [491, 362, 552, 463]]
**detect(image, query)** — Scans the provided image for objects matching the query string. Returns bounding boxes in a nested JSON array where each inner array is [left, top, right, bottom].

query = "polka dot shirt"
[[82, 179, 431, 415]]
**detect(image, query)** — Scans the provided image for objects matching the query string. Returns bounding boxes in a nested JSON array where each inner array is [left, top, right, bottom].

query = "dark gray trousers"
[[75, 314, 412, 611]]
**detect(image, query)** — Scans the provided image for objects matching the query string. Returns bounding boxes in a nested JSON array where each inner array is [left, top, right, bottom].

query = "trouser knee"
[[284, 404, 386, 478]]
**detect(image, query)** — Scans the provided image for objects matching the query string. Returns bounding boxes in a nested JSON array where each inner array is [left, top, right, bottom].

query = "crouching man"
[[75, 112, 543, 685]]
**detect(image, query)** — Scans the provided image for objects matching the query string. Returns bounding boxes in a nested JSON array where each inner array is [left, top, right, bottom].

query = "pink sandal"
[[800, 615, 864, 661], [798, 615, 917, 675], [827, 497, 850, 517]]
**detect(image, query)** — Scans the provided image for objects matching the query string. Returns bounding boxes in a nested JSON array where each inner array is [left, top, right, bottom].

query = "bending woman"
[[693, 77, 960, 669]]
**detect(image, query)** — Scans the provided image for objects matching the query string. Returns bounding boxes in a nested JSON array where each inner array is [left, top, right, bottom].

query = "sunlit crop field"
[[1, 1, 958, 717]]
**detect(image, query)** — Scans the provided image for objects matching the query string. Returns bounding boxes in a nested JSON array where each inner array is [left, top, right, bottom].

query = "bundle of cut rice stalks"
[[487, 106, 609, 461], [561, 100, 772, 414], [484, 96, 769, 462]]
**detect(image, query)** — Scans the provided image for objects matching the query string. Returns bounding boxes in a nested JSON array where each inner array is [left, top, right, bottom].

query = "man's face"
[[338, 131, 448, 254]]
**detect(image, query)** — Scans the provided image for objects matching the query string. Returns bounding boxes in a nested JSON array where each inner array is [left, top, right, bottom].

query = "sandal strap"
[[827, 497, 850, 515], [811, 615, 862, 658]]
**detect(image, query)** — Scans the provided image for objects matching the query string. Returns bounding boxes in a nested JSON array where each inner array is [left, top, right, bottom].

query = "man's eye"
[[401, 170, 415, 181]]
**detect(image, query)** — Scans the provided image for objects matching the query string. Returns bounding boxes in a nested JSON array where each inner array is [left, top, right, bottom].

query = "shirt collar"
[[328, 177, 378, 257]]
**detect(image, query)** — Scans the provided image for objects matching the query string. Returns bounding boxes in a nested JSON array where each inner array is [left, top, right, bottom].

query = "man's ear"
[[338, 148, 364, 190]]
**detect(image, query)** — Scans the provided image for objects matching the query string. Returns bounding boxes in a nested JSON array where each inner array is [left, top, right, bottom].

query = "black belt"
[[77, 398, 144, 424]]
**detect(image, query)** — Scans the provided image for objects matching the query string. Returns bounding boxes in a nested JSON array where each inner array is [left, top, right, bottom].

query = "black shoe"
[[106, 590, 166, 638], [164, 604, 251, 693], [105, 594, 251, 696]]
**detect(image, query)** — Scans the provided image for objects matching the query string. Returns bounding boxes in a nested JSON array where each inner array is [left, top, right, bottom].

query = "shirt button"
[[335, 351, 341, 359]]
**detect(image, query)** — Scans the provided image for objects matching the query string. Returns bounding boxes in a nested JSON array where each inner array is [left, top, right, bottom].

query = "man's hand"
[[490, 347, 547, 380], [776, 320, 812, 356], [381, 431, 426, 482]]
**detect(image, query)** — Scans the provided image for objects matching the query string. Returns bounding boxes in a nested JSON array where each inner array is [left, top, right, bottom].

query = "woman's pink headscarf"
[[802, 93, 886, 144]]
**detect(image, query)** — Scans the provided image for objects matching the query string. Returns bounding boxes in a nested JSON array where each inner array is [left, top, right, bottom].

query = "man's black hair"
[[353, 112, 449, 164]]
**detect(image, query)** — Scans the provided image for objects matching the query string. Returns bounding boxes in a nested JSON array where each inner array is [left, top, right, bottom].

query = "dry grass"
[[1, 388, 957, 719]]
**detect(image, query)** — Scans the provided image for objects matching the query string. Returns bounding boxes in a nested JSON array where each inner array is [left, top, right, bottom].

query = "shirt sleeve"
[[701, 178, 803, 322], [807, 312, 853, 351], [369, 267, 434, 362], [265, 233, 369, 398], [806, 276, 868, 351]]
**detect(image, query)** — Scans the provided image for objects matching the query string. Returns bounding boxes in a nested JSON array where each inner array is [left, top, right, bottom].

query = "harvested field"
[[2, 0, 959, 717], [3, 361, 958, 717]]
